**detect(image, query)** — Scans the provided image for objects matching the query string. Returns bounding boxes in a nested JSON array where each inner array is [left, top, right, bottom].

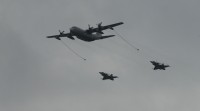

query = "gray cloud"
[[1, 0, 200, 111]]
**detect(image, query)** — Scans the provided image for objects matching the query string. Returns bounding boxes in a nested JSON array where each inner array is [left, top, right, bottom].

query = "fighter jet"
[[150, 61, 170, 70], [47, 22, 124, 41], [99, 72, 118, 81]]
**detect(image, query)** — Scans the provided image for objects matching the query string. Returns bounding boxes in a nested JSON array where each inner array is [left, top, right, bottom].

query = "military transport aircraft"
[[150, 61, 170, 70], [99, 72, 118, 81], [47, 22, 124, 41]]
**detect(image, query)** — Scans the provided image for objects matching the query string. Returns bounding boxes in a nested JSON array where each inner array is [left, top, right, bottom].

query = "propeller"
[[97, 22, 102, 30], [86, 24, 94, 34], [88, 24, 94, 30], [96, 22, 104, 34], [59, 30, 65, 35]]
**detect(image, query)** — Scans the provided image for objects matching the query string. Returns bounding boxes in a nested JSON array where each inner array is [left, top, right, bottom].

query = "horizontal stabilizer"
[[46, 33, 75, 40], [99, 35, 115, 39], [47, 36, 61, 40]]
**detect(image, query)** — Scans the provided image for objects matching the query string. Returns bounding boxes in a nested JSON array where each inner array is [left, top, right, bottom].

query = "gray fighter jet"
[[150, 61, 170, 70], [99, 72, 118, 81]]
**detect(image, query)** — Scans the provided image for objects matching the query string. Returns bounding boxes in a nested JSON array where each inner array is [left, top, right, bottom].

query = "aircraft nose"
[[70, 26, 76, 31], [70, 27, 75, 31]]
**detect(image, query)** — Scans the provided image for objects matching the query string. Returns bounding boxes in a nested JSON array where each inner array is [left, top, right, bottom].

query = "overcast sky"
[[1, 0, 200, 111]]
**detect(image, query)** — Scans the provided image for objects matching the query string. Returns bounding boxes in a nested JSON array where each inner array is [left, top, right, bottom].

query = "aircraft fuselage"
[[70, 26, 99, 42], [102, 76, 116, 80]]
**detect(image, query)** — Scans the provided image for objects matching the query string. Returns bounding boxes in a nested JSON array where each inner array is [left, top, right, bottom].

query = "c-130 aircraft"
[[47, 22, 124, 41]]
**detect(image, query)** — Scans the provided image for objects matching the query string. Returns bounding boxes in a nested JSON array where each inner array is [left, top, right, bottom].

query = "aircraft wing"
[[86, 22, 124, 34], [100, 22, 124, 30], [150, 61, 159, 65], [99, 72, 108, 77], [47, 33, 74, 40]]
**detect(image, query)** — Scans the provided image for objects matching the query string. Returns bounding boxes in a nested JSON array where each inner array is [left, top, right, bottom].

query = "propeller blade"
[[97, 22, 102, 26], [59, 30, 64, 35]]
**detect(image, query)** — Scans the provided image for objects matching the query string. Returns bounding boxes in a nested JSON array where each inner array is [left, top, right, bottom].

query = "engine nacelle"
[[97, 22, 104, 34], [86, 24, 94, 34]]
